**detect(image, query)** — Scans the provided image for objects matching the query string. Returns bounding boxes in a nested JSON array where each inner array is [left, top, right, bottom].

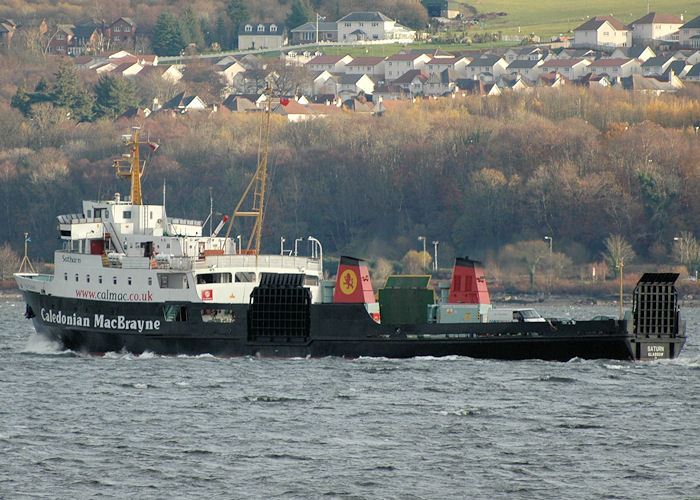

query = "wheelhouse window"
[[235, 272, 256, 283], [197, 272, 232, 284]]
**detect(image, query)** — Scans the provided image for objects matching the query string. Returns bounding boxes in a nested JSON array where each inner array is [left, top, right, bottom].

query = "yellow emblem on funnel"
[[339, 269, 357, 295]]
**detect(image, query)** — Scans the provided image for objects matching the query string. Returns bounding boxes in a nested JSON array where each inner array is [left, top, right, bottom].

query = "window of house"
[[115, 26, 121, 32], [345, 23, 351, 27], [257, 24, 264, 32], [114, 36, 120, 41], [124, 27, 131, 32], [270, 25, 277, 32]]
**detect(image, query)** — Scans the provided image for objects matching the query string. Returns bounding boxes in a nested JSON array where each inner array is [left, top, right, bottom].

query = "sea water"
[[0, 301, 698, 499]]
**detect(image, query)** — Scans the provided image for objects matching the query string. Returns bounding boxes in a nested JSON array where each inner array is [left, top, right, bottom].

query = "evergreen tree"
[[152, 12, 186, 56], [286, 0, 314, 30], [51, 62, 94, 121], [181, 8, 205, 49], [226, 0, 249, 47], [11, 81, 31, 115], [93, 74, 139, 119]]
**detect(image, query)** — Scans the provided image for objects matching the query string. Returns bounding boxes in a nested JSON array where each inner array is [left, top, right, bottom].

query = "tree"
[[401, 250, 431, 274], [93, 74, 139, 119], [286, 0, 314, 30], [11, 82, 31, 115], [227, 0, 249, 45], [152, 12, 186, 56], [51, 62, 94, 121], [0, 243, 20, 280], [673, 231, 699, 277], [603, 234, 635, 278], [181, 7, 205, 49], [500, 240, 549, 288]]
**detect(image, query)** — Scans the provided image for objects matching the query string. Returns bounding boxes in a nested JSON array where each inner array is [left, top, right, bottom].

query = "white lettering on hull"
[[40, 308, 160, 332]]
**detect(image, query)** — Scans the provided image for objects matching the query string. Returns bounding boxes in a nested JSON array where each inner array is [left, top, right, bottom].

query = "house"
[[641, 55, 676, 76], [337, 12, 415, 43], [537, 72, 568, 88], [610, 46, 656, 62], [586, 58, 641, 78], [313, 70, 338, 95], [505, 59, 544, 80], [678, 15, 700, 48], [290, 21, 338, 44], [503, 46, 548, 63], [138, 64, 183, 83], [111, 61, 143, 77], [573, 16, 631, 48], [552, 48, 599, 60], [345, 57, 386, 80], [539, 58, 591, 79], [161, 92, 207, 113], [217, 60, 247, 86], [106, 17, 135, 46], [455, 79, 501, 95], [424, 56, 471, 77], [238, 23, 286, 50], [392, 69, 430, 94], [373, 85, 411, 100], [48, 24, 75, 54], [662, 60, 691, 79], [424, 69, 458, 95], [306, 102, 343, 117], [672, 49, 700, 65], [70, 23, 102, 55], [463, 55, 509, 81], [629, 12, 683, 43], [306, 54, 353, 73], [0, 19, 17, 48], [496, 74, 533, 93], [222, 95, 259, 112], [577, 73, 611, 87], [336, 73, 374, 97], [271, 100, 312, 122], [373, 97, 410, 115], [614, 73, 683, 93], [384, 53, 430, 80], [685, 63, 700, 82]]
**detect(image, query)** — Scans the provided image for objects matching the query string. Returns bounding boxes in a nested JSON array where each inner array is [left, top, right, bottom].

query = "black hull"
[[22, 292, 685, 361]]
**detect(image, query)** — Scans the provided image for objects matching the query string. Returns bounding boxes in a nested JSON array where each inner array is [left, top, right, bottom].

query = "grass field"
[[459, 0, 698, 39]]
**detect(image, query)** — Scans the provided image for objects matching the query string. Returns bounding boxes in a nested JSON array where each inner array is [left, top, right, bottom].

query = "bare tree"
[[603, 234, 635, 278]]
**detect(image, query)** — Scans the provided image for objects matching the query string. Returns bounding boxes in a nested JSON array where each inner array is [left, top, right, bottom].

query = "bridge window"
[[235, 272, 256, 283]]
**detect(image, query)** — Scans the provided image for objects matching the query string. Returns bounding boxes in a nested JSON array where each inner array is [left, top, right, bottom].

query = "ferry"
[[14, 99, 686, 361]]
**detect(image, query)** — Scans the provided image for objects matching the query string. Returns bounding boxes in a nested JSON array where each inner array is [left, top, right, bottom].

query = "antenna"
[[18, 233, 36, 273]]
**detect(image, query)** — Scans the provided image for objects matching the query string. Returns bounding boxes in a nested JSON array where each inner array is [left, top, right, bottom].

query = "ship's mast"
[[224, 90, 274, 261], [113, 127, 147, 205]]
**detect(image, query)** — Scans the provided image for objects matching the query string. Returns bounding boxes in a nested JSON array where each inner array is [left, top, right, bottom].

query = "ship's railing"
[[57, 214, 103, 224], [169, 217, 203, 227], [194, 253, 322, 273]]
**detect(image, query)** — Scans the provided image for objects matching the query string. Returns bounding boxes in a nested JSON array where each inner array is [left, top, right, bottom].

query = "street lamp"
[[544, 235, 552, 255], [418, 236, 426, 270], [432, 240, 439, 271]]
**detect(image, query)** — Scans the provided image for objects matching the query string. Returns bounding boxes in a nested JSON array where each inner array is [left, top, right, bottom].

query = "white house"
[[384, 53, 431, 81], [586, 58, 642, 78], [238, 23, 286, 50], [345, 57, 386, 79], [424, 56, 471, 77], [641, 55, 676, 76], [680, 15, 700, 48], [337, 12, 415, 43], [610, 46, 656, 62], [539, 58, 592, 79], [392, 69, 430, 94], [336, 73, 375, 97], [629, 12, 683, 42], [573, 16, 631, 48], [506, 59, 545, 81], [306, 54, 353, 73], [463, 55, 509, 81]]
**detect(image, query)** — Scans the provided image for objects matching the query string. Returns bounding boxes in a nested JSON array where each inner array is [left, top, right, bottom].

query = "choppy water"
[[0, 301, 698, 499]]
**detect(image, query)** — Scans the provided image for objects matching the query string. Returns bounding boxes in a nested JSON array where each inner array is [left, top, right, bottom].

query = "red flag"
[[149, 142, 159, 151], [280, 97, 290, 106]]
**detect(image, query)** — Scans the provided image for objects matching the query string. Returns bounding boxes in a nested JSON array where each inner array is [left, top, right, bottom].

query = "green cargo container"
[[378, 275, 435, 324]]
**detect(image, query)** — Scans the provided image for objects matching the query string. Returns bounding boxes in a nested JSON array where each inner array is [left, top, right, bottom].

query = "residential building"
[[629, 12, 683, 42], [161, 92, 207, 113], [345, 57, 386, 80], [610, 46, 656, 62], [238, 23, 286, 50], [106, 17, 135, 46], [0, 19, 17, 48], [290, 21, 338, 44], [685, 63, 700, 82], [424, 56, 471, 77], [586, 58, 642, 78], [679, 15, 700, 48], [306, 54, 353, 73], [424, 69, 458, 95], [463, 55, 509, 81], [337, 74, 375, 97], [384, 53, 430, 80], [337, 12, 415, 43], [505, 59, 544, 81], [573, 16, 631, 48], [392, 69, 430, 94], [539, 58, 591, 79], [641, 55, 676, 76]]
